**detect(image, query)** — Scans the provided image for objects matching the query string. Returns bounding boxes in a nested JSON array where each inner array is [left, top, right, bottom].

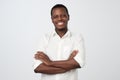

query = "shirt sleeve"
[[33, 59, 42, 69], [33, 35, 48, 69], [73, 34, 85, 68]]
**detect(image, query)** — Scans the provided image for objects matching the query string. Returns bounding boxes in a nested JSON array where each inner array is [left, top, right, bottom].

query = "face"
[[51, 7, 69, 30]]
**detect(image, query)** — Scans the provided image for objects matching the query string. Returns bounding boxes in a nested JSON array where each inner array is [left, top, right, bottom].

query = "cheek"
[[51, 18, 55, 22], [51, 20, 55, 24], [52, 20, 58, 25], [52, 20, 57, 26], [52, 19, 55, 22]]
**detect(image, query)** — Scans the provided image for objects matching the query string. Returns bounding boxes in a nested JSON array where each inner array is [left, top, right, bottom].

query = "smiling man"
[[34, 4, 85, 80]]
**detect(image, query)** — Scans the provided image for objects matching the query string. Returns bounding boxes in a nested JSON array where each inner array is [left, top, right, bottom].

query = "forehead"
[[52, 7, 67, 15]]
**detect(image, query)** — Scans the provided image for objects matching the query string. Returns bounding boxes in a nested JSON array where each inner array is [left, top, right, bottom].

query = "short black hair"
[[51, 4, 69, 16]]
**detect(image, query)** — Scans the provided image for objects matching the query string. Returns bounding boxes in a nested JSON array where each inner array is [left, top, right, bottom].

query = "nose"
[[58, 15, 65, 20], [58, 16, 62, 20]]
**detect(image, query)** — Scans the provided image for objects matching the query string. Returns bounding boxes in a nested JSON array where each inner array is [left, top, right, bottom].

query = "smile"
[[57, 22, 64, 25]]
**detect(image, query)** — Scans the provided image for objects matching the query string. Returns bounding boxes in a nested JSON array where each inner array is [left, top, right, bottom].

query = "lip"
[[57, 21, 64, 26]]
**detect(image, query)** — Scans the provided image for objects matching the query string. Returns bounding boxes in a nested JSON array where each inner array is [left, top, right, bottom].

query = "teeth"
[[57, 22, 64, 25]]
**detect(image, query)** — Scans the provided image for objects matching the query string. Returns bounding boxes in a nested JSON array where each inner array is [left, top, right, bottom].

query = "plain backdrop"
[[0, 0, 120, 80]]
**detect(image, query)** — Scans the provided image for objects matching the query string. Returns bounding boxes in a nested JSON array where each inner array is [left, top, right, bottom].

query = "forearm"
[[34, 51, 80, 73], [34, 63, 67, 74], [49, 59, 80, 71]]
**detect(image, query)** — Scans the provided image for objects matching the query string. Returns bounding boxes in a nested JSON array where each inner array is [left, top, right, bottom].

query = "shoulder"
[[42, 31, 53, 41], [70, 31, 84, 41]]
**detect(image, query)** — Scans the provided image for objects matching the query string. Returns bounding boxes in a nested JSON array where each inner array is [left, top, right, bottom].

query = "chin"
[[56, 25, 65, 29], [56, 27, 66, 31]]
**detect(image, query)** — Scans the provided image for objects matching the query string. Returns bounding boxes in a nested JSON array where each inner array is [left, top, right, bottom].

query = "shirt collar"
[[52, 30, 71, 38]]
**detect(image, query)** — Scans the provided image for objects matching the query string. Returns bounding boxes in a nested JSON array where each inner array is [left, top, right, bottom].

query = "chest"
[[45, 37, 75, 60]]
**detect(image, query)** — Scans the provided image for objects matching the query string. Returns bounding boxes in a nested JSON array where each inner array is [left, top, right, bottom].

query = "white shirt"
[[34, 30, 85, 80]]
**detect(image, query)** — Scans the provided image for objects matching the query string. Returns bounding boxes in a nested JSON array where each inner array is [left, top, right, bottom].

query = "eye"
[[61, 14, 67, 18], [52, 15, 58, 19], [63, 15, 67, 17]]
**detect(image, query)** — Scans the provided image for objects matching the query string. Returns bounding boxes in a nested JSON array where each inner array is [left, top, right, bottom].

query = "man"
[[34, 4, 85, 80]]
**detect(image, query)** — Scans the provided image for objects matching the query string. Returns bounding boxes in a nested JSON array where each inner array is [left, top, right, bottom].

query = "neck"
[[55, 28, 68, 38]]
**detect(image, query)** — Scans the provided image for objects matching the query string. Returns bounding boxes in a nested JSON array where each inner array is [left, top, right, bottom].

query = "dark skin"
[[34, 7, 81, 74], [51, 7, 69, 37], [34, 51, 79, 74]]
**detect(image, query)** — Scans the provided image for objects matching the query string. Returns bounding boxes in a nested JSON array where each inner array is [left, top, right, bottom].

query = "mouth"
[[57, 22, 64, 26]]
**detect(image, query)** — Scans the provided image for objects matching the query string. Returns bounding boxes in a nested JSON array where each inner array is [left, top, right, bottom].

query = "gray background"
[[0, 0, 120, 80]]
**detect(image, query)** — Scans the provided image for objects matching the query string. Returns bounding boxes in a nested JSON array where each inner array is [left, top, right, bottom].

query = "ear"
[[68, 15, 70, 20], [51, 16, 54, 23], [51, 16, 52, 19]]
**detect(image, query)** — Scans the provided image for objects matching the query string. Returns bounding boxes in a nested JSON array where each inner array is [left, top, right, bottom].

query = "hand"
[[68, 50, 78, 60], [34, 51, 52, 66]]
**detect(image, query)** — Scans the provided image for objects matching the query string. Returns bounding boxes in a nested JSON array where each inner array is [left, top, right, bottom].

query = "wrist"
[[46, 61, 53, 66]]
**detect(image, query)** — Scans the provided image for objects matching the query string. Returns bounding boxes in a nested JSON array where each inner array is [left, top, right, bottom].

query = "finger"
[[37, 51, 44, 55], [37, 51, 43, 53], [73, 50, 79, 54], [34, 54, 38, 58], [70, 50, 79, 57], [34, 54, 38, 59], [75, 50, 79, 53], [34, 53, 43, 59]]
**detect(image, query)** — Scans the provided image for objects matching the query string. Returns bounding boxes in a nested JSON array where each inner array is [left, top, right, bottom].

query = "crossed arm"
[[34, 51, 81, 74]]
